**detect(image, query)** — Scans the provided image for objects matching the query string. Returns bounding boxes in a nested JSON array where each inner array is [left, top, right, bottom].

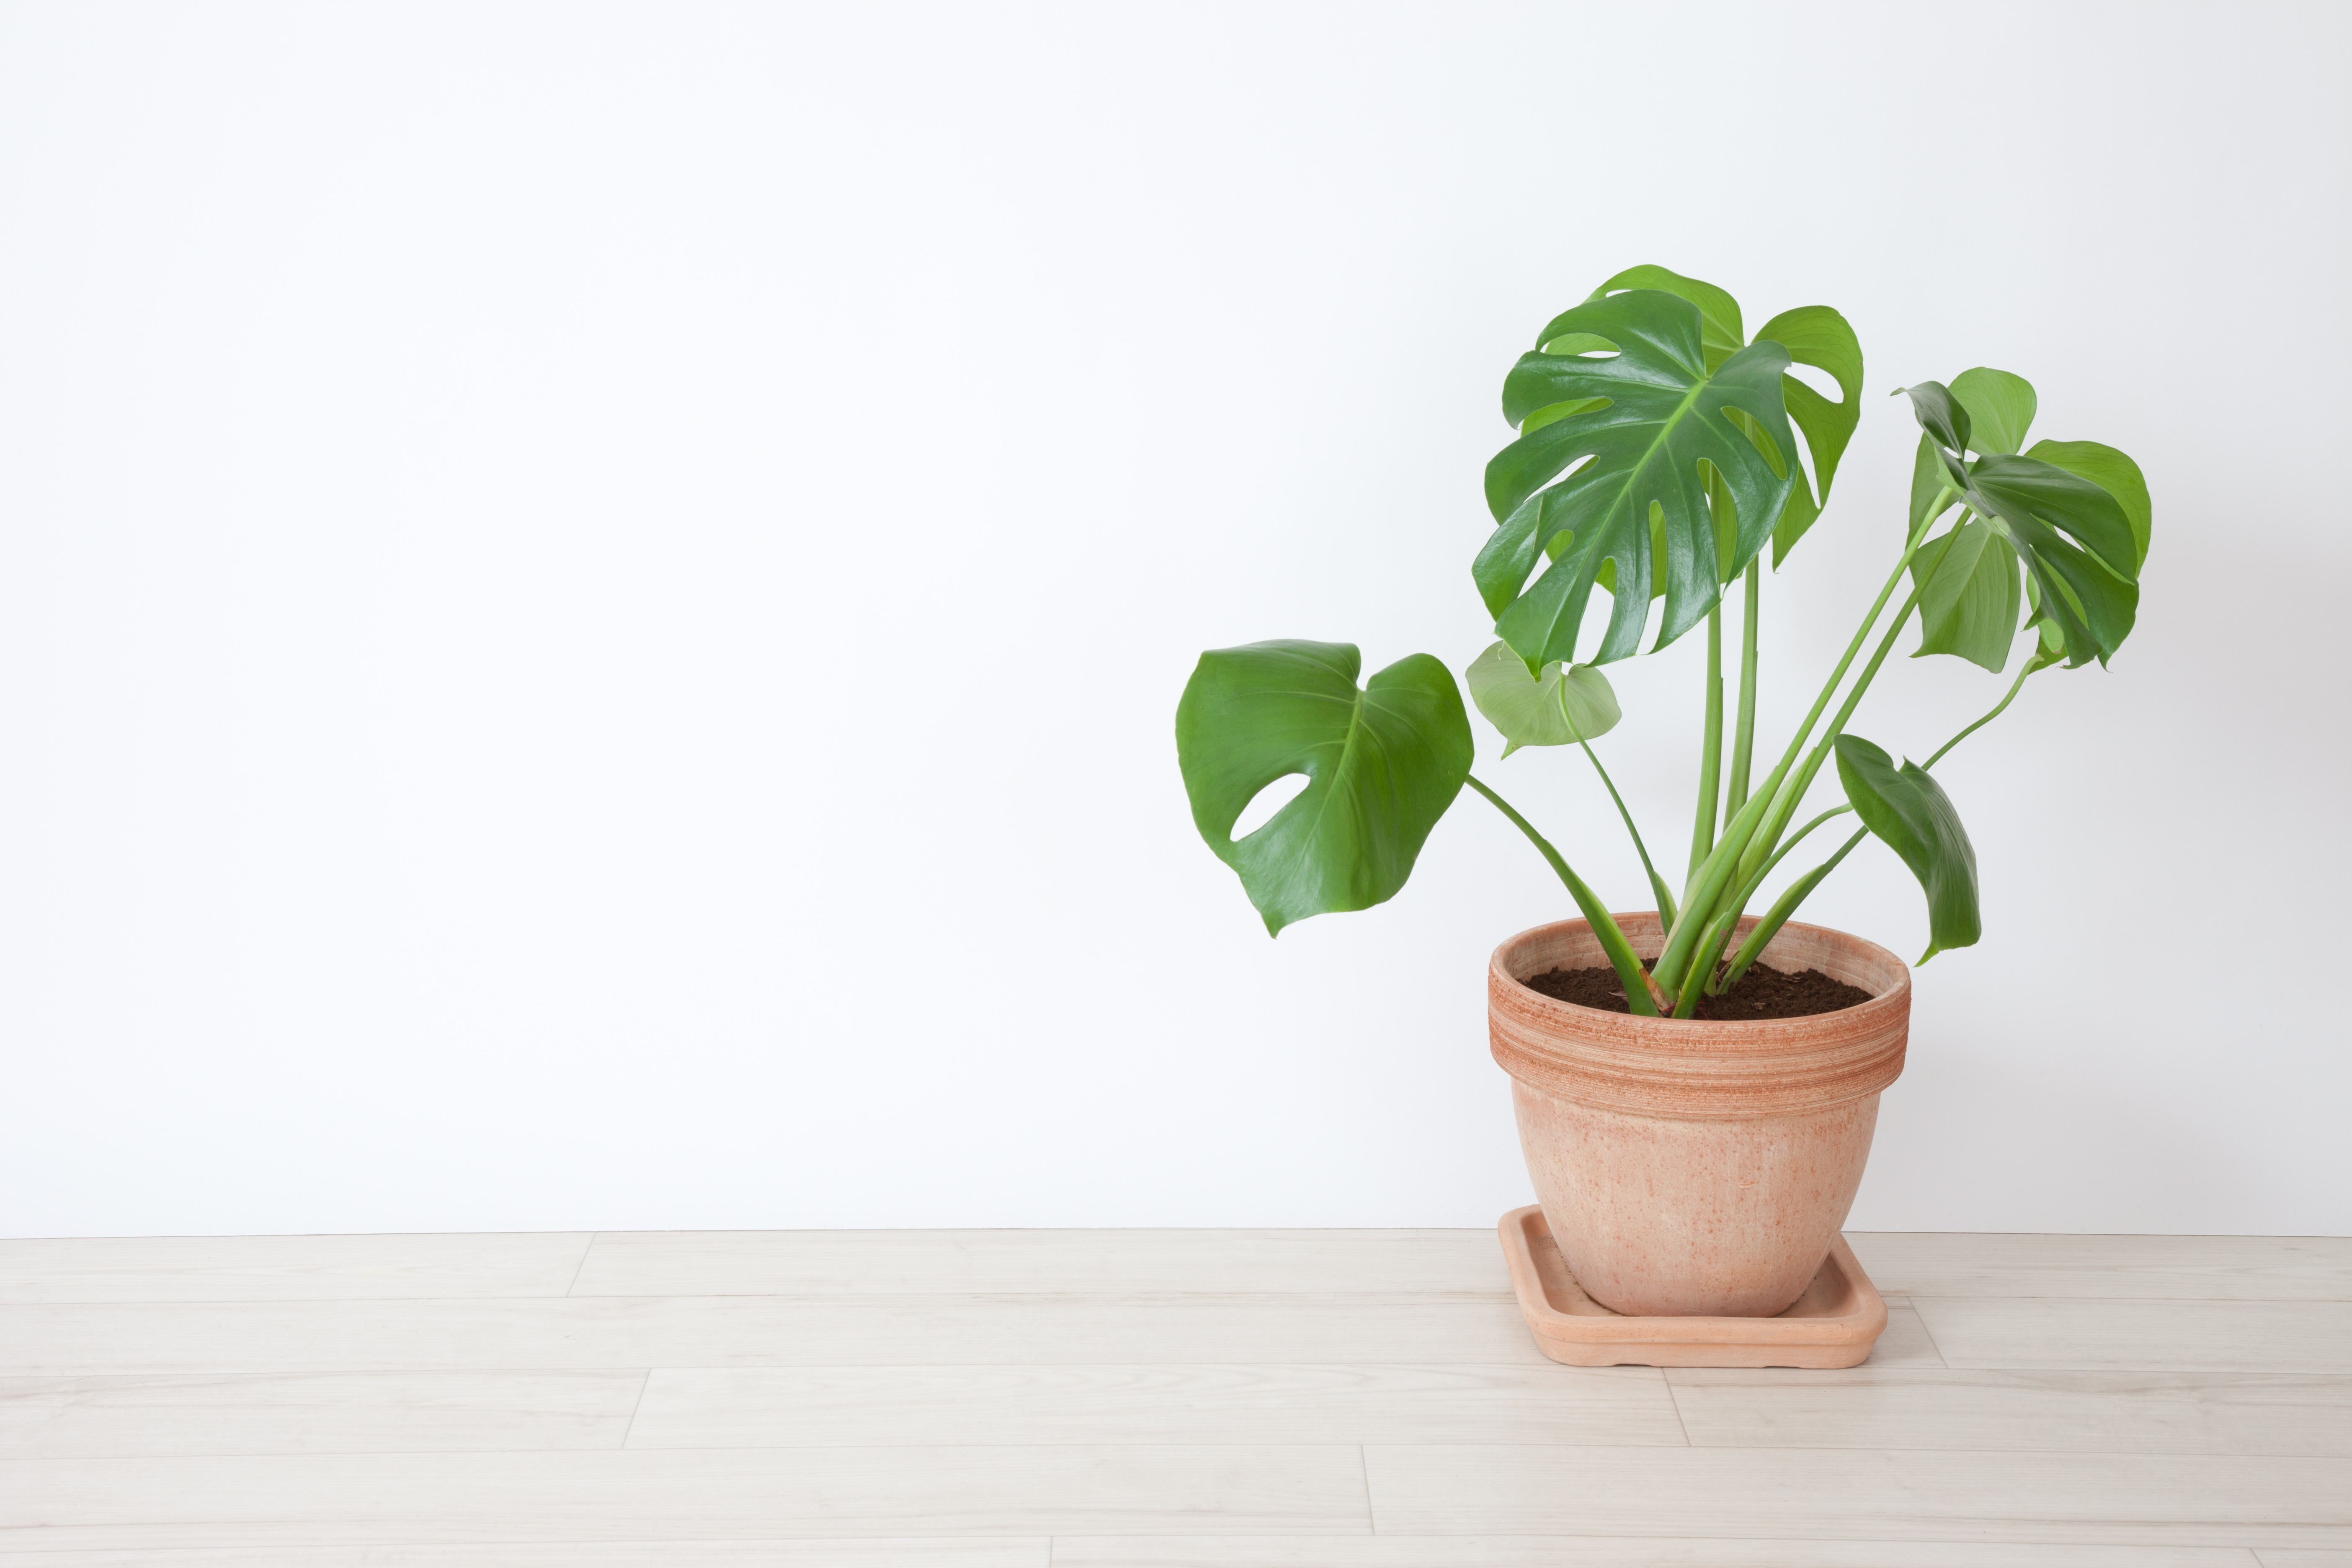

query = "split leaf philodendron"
[[1175, 267, 2150, 1012]]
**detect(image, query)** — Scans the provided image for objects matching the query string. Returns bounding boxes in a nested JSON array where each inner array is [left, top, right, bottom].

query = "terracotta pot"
[[1488, 913, 1908, 1318]]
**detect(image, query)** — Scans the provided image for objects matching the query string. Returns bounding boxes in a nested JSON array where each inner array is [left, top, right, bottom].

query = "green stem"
[[1923, 657, 2035, 769], [1739, 515, 1974, 886], [1687, 603, 1724, 889], [1672, 905, 1741, 1018], [1716, 652, 2044, 993], [1723, 560, 1760, 828], [1465, 774, 1663, 1016], [1701, 805, 1853, 994], [1575, 737, 1678, 933], [1651, 507, 1942, 997], [1717, 828, 1868, 993]]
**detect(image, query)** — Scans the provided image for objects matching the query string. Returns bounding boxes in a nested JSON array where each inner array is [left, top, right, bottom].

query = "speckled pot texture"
[[1489, 913, 1909, 1318]]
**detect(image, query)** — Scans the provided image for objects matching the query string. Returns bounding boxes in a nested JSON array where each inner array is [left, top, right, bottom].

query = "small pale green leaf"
[[1176, 640, 1473, 935], [1950, 367, 2037, 455], [1909, 519, 2022, 673], [2027, 438, 2151, 569], [1464, 641, 1622, 756], [1835, 734, 1981, 963]]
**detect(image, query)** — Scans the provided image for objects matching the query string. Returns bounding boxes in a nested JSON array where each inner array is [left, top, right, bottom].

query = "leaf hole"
[[1785, 363, 1842, 404], [1540, 332, 1619, 359], [1232, 773, 1310, 840]]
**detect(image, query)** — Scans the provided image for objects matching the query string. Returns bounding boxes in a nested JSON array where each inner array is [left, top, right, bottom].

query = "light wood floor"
[[0, 1229, 2346, 1565]]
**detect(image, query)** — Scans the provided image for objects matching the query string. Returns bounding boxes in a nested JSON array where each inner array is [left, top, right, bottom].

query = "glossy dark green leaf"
[[1176, 640, 1473, 935], [1463, 641, 1622, 757], [1898, 383, 2141, 668], [1834, 734, 1981, 963], [1950, 367, 2037, 455], [1753, 306, 1863, 565], [1586, 264, 1744, 369], [1908, 518, 2022, 673], [1482, 291, 1798, 668], [2027, 438, 2151, 569]]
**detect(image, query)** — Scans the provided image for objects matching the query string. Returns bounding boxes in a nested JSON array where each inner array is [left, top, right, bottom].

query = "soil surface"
[[1523, 959, 1874, 1021]]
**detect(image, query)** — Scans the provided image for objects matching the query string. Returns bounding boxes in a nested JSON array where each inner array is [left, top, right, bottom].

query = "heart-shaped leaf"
[[1898, 382, 2142, 668], [1463, 641, 1622, 757], [1835, 734, 1981, 964], [1480, 290, 1799, 668], [1176, 640, 1473, 935], [1909, 517, 2022, 673]]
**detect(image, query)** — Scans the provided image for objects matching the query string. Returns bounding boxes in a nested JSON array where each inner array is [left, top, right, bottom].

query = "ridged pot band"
[[1488, 914, 1910, 1122]]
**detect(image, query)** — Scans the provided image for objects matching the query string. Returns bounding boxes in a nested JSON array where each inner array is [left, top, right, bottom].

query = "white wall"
[[3, 1, 2344, 1238]]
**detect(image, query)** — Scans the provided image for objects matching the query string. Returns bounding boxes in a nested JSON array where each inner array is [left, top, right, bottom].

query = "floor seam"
[[563, 1233, 598, 1297], [616, 1368, 653, 1449], [1359, 1443, 1376, 1534], [1907, 1302, 1954, 1368], [1661, 1371, 1695, 1446]]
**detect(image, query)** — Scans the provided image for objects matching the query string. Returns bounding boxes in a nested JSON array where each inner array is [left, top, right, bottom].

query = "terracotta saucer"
[[1498, 1204, 1887, 1369]]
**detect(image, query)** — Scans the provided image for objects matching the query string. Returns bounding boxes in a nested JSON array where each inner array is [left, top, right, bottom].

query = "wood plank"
[[0, 1446, 1369, 1551], [1668, 1365, 2352, 1456], [625, 1362, 1682, 1449], [1912, 1297, 2352, 1372], [0, 1370, 646, 1459], [0, 1540, 1048, 1566], [571, 1230, 1504, 1297], [2256, 1553, 2352, 1567], [0, 1293, 1536, 1375], [0, 1234, 593, 1305], [1051, 1540, 2264, 1567], [1850, 1233, 2352, 1302], [1860, 1303, 1947, 1368], [1362, 1444, 2351, 1546]]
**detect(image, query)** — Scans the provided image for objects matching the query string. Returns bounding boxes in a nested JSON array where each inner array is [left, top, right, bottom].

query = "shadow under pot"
[[1488, 914, 1910, 1318]]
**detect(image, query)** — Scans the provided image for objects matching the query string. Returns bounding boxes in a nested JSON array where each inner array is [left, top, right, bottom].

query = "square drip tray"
[[1498, 1204, 1888, 1369]]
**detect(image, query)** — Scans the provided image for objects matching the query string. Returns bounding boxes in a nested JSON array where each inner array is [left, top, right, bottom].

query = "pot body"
[[1489, 914, 1909, 1318]]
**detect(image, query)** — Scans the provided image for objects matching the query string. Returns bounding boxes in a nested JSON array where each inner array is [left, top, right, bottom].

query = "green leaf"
[[1908, 518, 2022, 673], [2027, 438, 2151, 570], [1752, 306, 1863, 565], [1950, 367, 2037, 455], [1482, 290, 1799, 669], [1176, 640, 1473, 936], [1463, 641, 1622, 757], [1586, 264, 1743, 369], [1908, 432, 1963, 539], [1834, 734, 1981, 964], [1898, 383, 2141, 668]]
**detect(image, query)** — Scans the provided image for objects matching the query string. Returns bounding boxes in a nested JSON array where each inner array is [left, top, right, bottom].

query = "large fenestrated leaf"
[[2028, 438, 2151, 569], [1577, 269, 1863, 568], [1950, 367, 2037, 456], [1898, 381, 2143, 668], [1835, 734, 1980, 964], [1480, 290, 1799, 669], [1753, 305, 1864, 564], [1176, 640, 1472, 936], [1463, 641, 1621, 757]]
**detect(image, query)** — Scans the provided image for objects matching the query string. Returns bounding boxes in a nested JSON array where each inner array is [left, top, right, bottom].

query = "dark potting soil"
[[1523, 959, 1874, 1021]]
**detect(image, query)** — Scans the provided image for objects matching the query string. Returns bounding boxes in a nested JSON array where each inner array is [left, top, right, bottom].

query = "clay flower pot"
[[1488, 913, 1909, 1318]]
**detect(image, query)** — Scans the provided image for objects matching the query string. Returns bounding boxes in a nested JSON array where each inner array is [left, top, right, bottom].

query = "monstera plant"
[[1175, 265, 2149, 1018]]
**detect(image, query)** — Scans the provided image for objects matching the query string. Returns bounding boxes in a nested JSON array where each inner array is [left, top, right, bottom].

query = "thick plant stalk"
[[1649, 500, 1949, 997], [1700, 805, 1853, 995], [1671, 905, 1741, 1018], [1722, 560, 1760, 827], [1465, 775, 1667, 1016], [1686, 604, 1724, 887]]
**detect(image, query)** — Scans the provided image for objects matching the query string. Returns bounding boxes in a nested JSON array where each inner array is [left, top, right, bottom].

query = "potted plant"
[[1174, 265, 2149, 1328]]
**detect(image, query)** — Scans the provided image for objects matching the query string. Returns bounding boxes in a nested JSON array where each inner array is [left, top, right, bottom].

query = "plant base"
[[1498, 1204, 1887, 1369]]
